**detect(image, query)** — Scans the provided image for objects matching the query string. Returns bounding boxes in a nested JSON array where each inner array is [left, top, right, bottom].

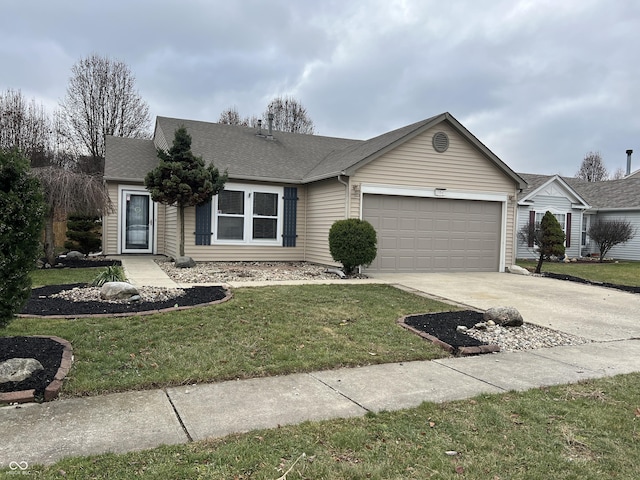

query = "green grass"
[[5, 284, 450, 397], [15, 373, 640, 478], [516, 259, 640, 287], [30, 267, 105, 287]]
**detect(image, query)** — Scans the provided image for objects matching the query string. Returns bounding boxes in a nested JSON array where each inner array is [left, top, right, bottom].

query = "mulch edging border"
[[0, 336, 73, 405], [397, 315, 500, 356], [16, 288, 233, 319]]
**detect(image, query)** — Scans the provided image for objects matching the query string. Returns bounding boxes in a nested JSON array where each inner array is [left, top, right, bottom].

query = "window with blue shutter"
[[282, 187, 298, 247], [195, 199, 212, 245]]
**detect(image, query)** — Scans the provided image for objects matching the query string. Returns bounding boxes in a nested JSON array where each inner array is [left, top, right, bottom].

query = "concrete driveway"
[[372, 272, 640, 342]]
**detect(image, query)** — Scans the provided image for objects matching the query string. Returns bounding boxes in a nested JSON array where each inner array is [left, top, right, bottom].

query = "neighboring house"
[[103, 112, 526, 273], [516, 174, 640, 261]]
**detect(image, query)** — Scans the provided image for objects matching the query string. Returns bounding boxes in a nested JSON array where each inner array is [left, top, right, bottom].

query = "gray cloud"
[[1, 0, 639, 176]]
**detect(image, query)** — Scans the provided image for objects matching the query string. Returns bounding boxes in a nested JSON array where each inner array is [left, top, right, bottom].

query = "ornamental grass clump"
[[91, 265, 127, 287]]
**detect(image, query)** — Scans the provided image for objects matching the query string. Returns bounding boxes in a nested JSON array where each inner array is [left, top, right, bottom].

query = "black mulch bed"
[[0, 337, 63, 398], [20, 283, 228, 316], [543, 272, 640, 294], [404, 310, 486, 348], [44, 257, 122, 269]]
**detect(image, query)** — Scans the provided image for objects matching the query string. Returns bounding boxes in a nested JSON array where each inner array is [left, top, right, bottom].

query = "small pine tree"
[[535, 211, 566, 274], [64, 214, 102, 254], [0, 149, 46, 327], [145, 126, 227, 257], [328, 219, 377, 275]]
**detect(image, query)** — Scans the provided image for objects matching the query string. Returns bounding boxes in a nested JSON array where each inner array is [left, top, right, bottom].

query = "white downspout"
[[337, 173, 349, 218]]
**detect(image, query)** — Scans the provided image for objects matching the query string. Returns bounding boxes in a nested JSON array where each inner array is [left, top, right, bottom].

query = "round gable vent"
[[432, 131, 449, 153]]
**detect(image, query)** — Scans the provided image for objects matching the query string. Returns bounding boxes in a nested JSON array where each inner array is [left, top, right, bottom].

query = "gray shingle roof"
[[565, 177, 640, 209], [517, 172, 640, 210], [154, 117, 361, 183], [104, 136, 159, 182], [105, 113, 524, 188]]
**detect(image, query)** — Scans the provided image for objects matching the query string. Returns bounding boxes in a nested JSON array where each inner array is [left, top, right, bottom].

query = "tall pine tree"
[[145, 126, 226, 257]]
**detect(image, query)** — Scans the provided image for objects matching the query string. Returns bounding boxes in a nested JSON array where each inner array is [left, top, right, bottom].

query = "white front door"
[[121, 190, 154, 253]]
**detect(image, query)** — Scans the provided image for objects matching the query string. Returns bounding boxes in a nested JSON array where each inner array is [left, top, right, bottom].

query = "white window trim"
[[213, 183, 284, 245], [533, 207, 569, 232]]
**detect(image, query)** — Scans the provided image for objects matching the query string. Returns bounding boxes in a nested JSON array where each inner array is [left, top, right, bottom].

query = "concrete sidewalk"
[[3, 262, 640, 467], [2, 339, 639, 467]]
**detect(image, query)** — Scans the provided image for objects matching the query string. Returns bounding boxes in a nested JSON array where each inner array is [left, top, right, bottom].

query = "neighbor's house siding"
[[516, 195, 583, 259], [181, 182, 307, 262], [589, 211, 640, 261], [304, 178, 346, 266], [350, 123, 519, 267]]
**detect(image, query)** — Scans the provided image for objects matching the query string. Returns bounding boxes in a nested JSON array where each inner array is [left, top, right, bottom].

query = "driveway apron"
[[372, 272, 640, 342]]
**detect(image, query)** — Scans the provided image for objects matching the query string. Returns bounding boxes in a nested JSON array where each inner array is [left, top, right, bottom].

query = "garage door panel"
[[363, 194, 501, 273]]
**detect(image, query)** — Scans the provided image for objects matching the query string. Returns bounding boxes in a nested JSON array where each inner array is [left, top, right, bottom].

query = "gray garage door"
[[362, 194, 501, 273]]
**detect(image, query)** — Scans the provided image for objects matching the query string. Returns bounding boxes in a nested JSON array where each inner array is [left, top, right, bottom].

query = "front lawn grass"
[[30, 267, 105, 287], [516, 259, 640, 287], [5, 284, 450, 397], [21, 373, 640, 479]]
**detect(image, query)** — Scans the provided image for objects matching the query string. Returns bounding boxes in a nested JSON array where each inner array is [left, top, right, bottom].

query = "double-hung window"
[[214, 184, 283, 244]]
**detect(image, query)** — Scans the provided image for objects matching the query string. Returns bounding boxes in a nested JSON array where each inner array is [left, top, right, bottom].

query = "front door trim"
[[118, 186, 156, 254]]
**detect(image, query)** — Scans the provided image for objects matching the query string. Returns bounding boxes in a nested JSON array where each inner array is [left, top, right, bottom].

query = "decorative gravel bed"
[[156, 260, 344, 283], [402, 310, 591, 354]]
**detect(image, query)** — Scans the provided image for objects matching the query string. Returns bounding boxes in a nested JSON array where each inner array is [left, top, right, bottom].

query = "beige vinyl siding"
[[182, 184, 307, 262], [163, 204, 178, 259], [102, 182, 120, 255], [305, 178, 346, 266], [351, 124, 520, 267]]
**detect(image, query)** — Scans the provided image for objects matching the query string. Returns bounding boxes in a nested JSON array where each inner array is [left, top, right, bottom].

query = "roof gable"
[[305, 112, 525, 188], [518, 173, 590, 208]]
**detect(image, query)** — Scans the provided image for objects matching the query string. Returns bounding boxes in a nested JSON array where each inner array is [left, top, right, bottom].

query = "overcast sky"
[[2, 0, 638, 176]]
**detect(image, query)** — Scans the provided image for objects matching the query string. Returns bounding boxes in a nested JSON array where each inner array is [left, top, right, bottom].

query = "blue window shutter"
[[282, 187, 298, 247], [566, 212, 572, 248], [195, 199, 212, 245]]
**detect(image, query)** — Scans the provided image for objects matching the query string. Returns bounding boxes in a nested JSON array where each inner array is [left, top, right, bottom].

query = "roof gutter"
[[337, 173, 349, 218]]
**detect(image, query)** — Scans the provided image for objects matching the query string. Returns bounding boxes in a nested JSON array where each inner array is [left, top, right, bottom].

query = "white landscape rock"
[[0, 358, 44, 384], [100, 282, 140, 300], [506, 265, 530, 275]]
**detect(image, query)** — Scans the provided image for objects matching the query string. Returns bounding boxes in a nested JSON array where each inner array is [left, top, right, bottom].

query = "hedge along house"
[[102, 112, 526, 273]]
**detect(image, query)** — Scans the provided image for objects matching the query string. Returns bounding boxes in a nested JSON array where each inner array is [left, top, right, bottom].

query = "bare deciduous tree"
[[30, 167, 112, 265], [218, 96, 315, 134], [218, 106, 259, 127], [610, 167, 626, 180], [0, 89, 53, 166], [576, 151, 608, 182], [264, 96, 315, 134], [587, 218, 635, 262], [57, 54, 151, 167]]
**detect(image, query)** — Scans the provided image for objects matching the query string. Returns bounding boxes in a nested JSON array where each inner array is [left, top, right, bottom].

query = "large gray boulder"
[[175, 256, 196, 268], [100, 282, 139, 300], [507, 265, 530, 275], [65, 250, 84, 259], [0, 358, 44, 384], [483, 306, 524, 327]]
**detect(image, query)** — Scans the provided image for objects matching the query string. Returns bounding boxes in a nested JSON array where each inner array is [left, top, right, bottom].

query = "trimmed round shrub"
[[328, 218, 377, 275]]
